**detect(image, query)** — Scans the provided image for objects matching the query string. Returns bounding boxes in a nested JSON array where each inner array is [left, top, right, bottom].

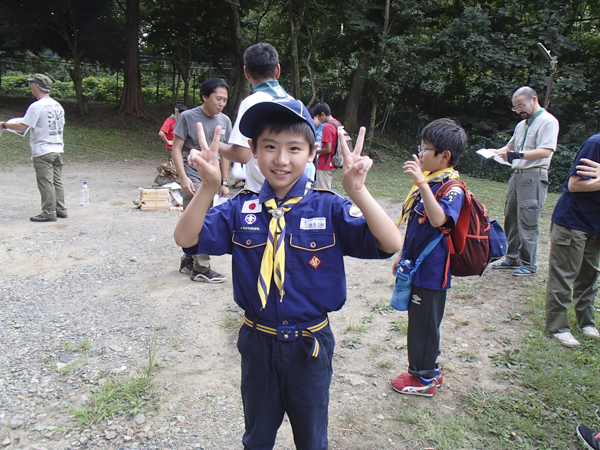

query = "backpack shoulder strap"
[[434, 179, 471, 255], [325, 120, 341, 157]]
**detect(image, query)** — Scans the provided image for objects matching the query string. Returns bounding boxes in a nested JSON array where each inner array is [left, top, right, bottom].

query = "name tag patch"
[[242, 200, 262, 213], [300, 217, 326, 230]]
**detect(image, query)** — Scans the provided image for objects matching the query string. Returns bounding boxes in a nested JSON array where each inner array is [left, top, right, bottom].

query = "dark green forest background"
[[1, 0, 599, 190]]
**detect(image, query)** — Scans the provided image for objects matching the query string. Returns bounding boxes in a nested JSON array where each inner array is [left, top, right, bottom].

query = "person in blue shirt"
[[174, 98, 402, 449], [544, 132, 600, 348], [391, 118, 467, 397]]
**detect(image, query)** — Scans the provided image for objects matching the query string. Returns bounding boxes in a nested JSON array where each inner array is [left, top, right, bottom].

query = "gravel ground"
[[0, 160, 537, 450]]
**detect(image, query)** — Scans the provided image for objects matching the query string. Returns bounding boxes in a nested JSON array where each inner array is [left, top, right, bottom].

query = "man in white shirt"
[[490, 86, 559, 276], [217, 43, 292, 192], [1, 74, 66, 222]]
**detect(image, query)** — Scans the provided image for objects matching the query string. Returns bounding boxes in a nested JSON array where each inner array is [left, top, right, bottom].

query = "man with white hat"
[[1, 73, 66, 222]]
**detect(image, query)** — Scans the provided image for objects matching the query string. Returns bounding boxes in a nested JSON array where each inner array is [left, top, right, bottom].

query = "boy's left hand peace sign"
[[188, 122, 222, 189], [341, 127, 372, 193]]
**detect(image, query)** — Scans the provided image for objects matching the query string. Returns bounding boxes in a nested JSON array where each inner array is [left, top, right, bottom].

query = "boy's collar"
[[253, 80, 288, 99], [258, 173, 309, 203]]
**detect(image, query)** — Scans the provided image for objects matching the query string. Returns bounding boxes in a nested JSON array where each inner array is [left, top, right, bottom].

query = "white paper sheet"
[[476, 148, 512, 166]]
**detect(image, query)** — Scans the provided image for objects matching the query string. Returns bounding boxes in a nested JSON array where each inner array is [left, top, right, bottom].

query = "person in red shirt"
[[312, 102, 340, 190], [159, 103, 187, 157]]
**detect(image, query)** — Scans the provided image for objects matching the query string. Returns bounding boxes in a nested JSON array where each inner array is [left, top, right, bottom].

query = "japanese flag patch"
[[242, 199, 262, 213]]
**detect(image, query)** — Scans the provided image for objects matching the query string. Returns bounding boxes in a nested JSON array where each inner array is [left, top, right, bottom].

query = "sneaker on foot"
[[30, 214, 57, 222], [190, 268, 226, 283], [577, 424, 600, 450], [435, 369, 444, 388], [179, 257, 193, 275], [492, 260, 520, 269], [582, 326, 600, 339], [553, 331, 581, 348], [392, 373, 437, 397], [513, 267, 535, 277]]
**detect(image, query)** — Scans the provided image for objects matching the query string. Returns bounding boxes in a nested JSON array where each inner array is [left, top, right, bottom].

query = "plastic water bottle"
[[80, 181, 90, 207]]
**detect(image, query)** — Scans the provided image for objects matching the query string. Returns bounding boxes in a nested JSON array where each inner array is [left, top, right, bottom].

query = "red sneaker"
[[392, 373, 437, 397]]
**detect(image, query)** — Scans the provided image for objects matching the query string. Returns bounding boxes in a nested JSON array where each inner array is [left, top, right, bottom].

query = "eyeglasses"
[[511, 99, 531, 112], [417, 145, 437, 154]]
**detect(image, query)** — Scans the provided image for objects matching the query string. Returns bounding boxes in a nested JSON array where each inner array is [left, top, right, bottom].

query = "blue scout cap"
[[239, 98, 316, 138]]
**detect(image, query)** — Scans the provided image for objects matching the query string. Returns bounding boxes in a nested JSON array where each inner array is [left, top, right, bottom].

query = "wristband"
[[410, 180, 428, 184], [507, 151, 520, 163]]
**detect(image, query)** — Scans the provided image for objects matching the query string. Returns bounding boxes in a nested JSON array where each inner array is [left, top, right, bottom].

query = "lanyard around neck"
[[518, 108, 544, 152]]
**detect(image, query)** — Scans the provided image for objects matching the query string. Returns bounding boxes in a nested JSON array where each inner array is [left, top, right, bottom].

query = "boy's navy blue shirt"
[[403, 178, 464, 290], [185, 174, 392, 323], [552, 133, 600, 235]]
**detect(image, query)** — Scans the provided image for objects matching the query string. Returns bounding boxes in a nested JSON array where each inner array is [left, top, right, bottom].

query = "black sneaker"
[[190, 268, 226, 283], [30, 214, 57, 222], [179, 256, 193, 275], [577, 424, 600, 450]]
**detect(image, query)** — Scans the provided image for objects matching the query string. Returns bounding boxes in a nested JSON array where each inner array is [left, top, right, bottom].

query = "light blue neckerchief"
[[253, 80, 289, 99]]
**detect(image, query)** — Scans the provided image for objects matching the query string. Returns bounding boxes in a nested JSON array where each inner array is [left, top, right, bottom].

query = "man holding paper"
[[1, 74, 66, 222], [488, 86, 559, 276]]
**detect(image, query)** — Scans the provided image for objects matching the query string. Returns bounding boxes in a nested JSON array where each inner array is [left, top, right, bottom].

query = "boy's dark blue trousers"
[[237, 318, 335, 450]]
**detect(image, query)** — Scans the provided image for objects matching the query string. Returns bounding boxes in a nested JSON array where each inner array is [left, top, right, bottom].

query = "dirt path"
[[0, 160, 546, 449]]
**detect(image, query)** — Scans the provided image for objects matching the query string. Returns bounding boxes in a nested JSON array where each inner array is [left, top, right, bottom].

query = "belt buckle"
[[277, 324, 298, 341]]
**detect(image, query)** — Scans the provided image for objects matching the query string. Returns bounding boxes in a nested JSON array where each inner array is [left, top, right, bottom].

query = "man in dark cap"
[[1, 73, 66, 222]]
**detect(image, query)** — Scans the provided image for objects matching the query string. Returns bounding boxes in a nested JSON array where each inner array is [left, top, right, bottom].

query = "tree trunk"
[[118, 0, 146, 116], [368, 0, 391, 140], [343, 52, 370, 134], [66, 54, 87, 115], [288, 1, 305, 100], [224, 0, 250, 121], [304, 25, 316, 108]]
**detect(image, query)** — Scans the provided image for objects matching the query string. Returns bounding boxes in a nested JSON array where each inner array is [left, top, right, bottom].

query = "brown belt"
[[513, 167, 548, 174]]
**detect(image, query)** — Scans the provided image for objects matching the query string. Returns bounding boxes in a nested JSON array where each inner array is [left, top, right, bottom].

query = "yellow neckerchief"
[[397, 168, 459, 226], [257, 182, 311, 308]]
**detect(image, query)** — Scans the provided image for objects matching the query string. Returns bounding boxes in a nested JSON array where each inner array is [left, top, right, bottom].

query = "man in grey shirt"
[[172, 78, 232, 283], [490, 86, 560, 276]]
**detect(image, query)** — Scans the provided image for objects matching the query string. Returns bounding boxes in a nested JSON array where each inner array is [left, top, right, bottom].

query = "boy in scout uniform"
[[174, 98, 402, 449]]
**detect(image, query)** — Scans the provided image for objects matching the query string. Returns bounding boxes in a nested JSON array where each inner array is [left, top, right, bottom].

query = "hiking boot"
[[179, 257, 193, 275], [553, 331, 581, 348], [57, 212, 68, 218], [582, 326, 600, 339], [190, 268, 226, 283], [493, 261, 520, 269], [392, 373, 437, 397], [513, 267, 535, 277], [577, 424, 600, 450]]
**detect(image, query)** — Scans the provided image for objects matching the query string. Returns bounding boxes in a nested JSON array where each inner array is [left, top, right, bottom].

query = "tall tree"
[[118, 0, 145, 116], [0, 0, 122, 115]]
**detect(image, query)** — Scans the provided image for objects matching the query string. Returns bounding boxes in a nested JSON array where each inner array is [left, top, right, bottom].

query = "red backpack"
[[434, 180, 497, 287]]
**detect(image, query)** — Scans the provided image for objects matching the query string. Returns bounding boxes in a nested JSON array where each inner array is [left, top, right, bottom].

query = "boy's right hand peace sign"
[[341, 126, 372, 193]]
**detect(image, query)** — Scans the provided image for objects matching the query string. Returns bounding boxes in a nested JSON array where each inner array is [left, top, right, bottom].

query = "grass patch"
[[371, 300, 395, 315], [343, 317, 367, 333], [70, 332, 163, 425], [395, 281, 600, 449], [220, 310, 243, 330], [390, 317, 408, 334]]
